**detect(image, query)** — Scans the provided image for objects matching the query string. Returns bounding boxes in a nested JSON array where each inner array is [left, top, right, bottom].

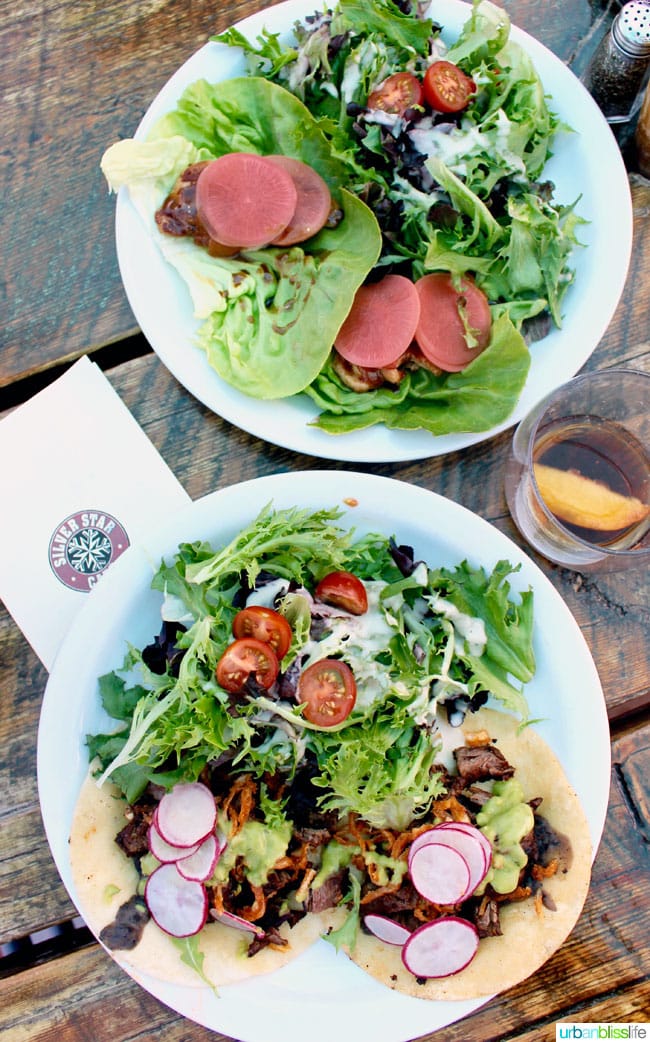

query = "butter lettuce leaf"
[[149, 76, 352, 190], [103, 76, 382, 399], [305, 312, 530, 435], [196, 190, 381, 397]]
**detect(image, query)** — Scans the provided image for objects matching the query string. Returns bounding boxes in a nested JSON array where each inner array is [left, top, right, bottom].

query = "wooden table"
[[1, 0, 649, 1038]]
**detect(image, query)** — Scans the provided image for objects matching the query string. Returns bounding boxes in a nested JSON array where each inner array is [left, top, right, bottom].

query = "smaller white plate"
[[38, 471, 610, 1042], [114, 0, 632, 463]]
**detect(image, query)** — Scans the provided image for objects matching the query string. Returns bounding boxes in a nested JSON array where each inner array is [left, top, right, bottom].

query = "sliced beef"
[[155, 162, 211, 244], [453, 744, 515, 785], [295, 826, 332, 850], [99, 895, 150, 951], [472, 896, 502, 938], [361, 879, 420, 918], [306, 870, 345, 914], [247, 925, 288, 957], [115, 798, 157, 858]]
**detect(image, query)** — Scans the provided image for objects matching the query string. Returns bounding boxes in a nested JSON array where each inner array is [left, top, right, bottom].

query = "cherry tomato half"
[[367, 72, 424, 116], [216, 638, 279, 693], [314, 571, 368, 615], [423, 61, 476, 113], [232, 606, 292, 659], [297, 659, 357, 726]]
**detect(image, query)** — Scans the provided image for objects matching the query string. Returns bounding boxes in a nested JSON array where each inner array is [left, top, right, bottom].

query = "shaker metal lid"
[[614, 1, 650, 56]]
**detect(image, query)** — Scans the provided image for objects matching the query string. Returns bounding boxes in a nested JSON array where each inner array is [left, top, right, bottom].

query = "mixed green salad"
[[101, 0, 583, 437], [89, 504, 535, 825]]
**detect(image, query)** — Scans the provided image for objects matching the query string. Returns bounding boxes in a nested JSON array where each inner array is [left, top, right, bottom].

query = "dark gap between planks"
[[0, 917, 96, 978], [0, 334, 152, 413]]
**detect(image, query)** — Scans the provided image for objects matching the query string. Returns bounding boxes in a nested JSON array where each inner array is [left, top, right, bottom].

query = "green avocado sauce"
[[211, 816, 292, 888], [477, 778, 534, 895]]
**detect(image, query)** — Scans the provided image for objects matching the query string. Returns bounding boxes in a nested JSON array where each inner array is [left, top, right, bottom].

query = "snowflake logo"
[[66, 527, 113, 574], [48, 510, 130, 592]]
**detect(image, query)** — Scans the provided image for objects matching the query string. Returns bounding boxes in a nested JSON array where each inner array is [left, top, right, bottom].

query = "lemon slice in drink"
[[534, 463, 650, 531]]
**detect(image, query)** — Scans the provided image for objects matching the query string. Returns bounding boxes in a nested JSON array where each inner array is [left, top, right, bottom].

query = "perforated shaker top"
[[613, 1, 650, 56]]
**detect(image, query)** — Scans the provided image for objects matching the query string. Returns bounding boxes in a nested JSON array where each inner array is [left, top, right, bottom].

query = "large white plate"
[[114, 0, 633, 463], [38, 471, 610, 1041]]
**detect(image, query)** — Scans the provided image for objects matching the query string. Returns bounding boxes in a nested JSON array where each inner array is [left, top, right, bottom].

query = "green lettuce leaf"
[[149, 76, 352, 189], [428, 558, 535, 717], [183, 504, 354, 588], [103, 76, 382, 399], [310, 700, 446, 829], [196, 189, 381, 397], [444, 0, 511, 66], [334, 0, 434, 55], [305, 312, 530, 435]]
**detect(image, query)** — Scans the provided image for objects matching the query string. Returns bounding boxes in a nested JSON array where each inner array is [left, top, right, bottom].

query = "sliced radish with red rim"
[[402, 916, 479, 979], [155, 782, 217, 848], [363, 914, 411, 947], [435, 821, 492, 875], [407, 827, 440, 863], [144, 862, 208, 937], [176, 832, 220, 882], [210, 909, 265, 937], [409, 842, 471, 906], [409, 825, 490, 901], [147, 822, 201, 864]]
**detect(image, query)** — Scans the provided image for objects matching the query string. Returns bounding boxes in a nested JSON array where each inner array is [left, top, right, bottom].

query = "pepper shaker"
[[583, 1, 650, 122]]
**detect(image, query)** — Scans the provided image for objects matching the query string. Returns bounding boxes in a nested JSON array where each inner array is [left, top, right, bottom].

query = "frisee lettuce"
[[87, 505, 535, 832], [310, 699, 446, 829]]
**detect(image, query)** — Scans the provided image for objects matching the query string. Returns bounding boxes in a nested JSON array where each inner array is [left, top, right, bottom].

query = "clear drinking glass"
[[504, 369, 650, 571]]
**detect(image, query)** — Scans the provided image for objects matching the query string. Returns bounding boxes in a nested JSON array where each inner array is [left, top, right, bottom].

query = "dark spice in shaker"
[[583, 1, 650, 120]]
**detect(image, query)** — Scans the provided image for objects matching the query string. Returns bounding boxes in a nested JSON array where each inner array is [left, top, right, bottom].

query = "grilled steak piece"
[[473, 897, 502, 937], [99, 895, 150, 951], [306, 870, 345, 914], [115, 799, 156, 857], [453, 744, 515, 785]]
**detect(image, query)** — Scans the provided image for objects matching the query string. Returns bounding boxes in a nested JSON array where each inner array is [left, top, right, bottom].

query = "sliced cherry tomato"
[[367, 72, 424, 115], [314, 571, 368, 615], [423, 61, 476, 113], [297, 659, 357, 726], [232, 606, 292, 659], [216, 638, 279, 693]]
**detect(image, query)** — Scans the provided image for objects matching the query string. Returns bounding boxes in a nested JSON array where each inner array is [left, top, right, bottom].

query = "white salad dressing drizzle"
[[299, 580, 402, 709], [427, 594, 488, 657], [245, 577, 291, 608]]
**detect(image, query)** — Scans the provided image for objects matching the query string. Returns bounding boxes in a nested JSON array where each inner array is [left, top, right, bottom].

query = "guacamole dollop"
[[477, 778, 535, 894]]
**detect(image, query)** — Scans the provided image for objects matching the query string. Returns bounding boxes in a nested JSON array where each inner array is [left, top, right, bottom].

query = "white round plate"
[[114, 0, 632, 463], [38, 471, 610, 1041]]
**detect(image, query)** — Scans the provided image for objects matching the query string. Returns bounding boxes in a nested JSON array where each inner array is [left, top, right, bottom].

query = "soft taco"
[[349, 707, 592, 1001], [69, 707, 591, 996], [69, 770, 344, 987]]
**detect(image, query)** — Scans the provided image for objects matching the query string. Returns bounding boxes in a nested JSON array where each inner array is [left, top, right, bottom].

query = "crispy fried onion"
[[431, 794, 472, 823], [219, 774, 257, 837]]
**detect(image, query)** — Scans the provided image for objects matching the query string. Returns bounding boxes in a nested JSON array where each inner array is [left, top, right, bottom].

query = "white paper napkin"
[[0, 356, 191, 670]]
